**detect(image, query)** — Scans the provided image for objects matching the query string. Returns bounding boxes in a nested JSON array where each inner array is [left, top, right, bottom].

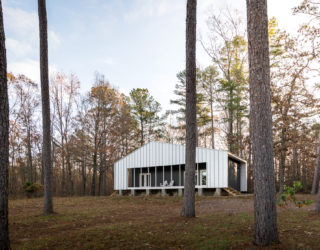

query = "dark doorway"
[[228, 158, 240, 191]]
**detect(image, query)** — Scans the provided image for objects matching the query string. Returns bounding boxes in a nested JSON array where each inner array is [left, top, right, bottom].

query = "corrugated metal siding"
[[240, 162, 247, 192], [114, 141, 233, 190]]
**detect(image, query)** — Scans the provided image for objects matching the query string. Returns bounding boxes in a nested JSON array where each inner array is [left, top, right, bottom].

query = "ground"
[[9, 194, 320, 249]]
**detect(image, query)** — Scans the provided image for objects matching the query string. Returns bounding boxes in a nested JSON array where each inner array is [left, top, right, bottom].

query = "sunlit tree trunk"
[[0, 0, 10, 247], [246, 0, 278, 246], [38, 0, 53, 215], [26, 128, 33, 183], [279, 128, 286, 193], [312, 133, 320, 194], [181, 0, 197, 218], [209, 87, 215, 149], [81, 156, 86, 196], [316, 181, 320, 213]]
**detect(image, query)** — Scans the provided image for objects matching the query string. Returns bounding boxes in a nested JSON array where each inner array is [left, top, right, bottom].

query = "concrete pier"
[[214, 188, 221, 196], [161, 189, 166, 197]]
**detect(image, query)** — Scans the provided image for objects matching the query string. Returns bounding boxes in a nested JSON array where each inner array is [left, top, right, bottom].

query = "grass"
[[9, 194, 320, 249]]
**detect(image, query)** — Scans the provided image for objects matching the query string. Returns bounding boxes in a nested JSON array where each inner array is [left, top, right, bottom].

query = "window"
[[195, 171, 198, 185], [183, 170, 206, 186], [200, 170, 207, 186], [139, 173, 151, 187]]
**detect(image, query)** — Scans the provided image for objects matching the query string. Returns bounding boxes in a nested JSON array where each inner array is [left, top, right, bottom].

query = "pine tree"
[[0, 0, 10, 247], [246, 0, 278, 245]]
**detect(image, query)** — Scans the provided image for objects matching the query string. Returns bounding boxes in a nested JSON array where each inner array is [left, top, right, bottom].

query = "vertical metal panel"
[[117, 162, 119, 190], [195, 147, 199, 163], [240, 162, 247, 191], [141, 144, 144, 167], [149, 142, 152, 167], [124, 155, 127, 189], [214, 150, 219, 187], [207, 150, 213, 187], [218, 151, 224, 187], [137, 144, 140, 169], [222, 151, 228, 187], [161, 142, 163, 165], [156, 142, 159, 166], [151, 142, 155, 167], [120, 159, 123, 189], [117, 162, 120, 190]]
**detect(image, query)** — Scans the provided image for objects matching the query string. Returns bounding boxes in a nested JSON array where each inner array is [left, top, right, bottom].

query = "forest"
[[6, 3, 320, 198], [2, 0, 320, 249]]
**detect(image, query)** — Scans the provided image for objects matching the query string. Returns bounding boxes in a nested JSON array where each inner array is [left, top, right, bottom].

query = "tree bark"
[[210, 87, 215, 149], [246, 0, 279, 246], [316, 181, 320, 213], [311, 133, 320, 194], [38, 0, 53, 215], [301, 152, 307, 192], [228, 88, 234, 153], [91, 151, 97, 196], [81, 157, 86, 196], [140, 119, 144, 146], [279, 128, 286, 193], [292, 147, 299, 183], [181, 0, 197, 218], [26, 128, 33, 183], [0, 0, 10, 247]]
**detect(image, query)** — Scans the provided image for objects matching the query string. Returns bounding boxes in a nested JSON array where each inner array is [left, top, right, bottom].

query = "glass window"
[[200, 170, 206, 185], [140, 173, 151, 187]]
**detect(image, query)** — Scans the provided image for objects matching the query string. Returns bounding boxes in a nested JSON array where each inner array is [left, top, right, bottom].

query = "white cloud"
[[8, 59, 57, 84], [3, 4, 61, 82], [6, 38, 33, 57], [49, 30, 61, 48], [124, 0, 184, 21], [4, 6, 38, 39], [3, 5, 61, 59]]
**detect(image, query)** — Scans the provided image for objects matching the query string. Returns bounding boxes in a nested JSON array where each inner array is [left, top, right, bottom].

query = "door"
[[228, 160, 240, 191], [140, 173, 151, 187], [200, 170, 207, 186]]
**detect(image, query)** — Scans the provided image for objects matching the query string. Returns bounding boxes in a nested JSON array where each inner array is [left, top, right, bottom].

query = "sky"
[[4, 0, 306, 111]]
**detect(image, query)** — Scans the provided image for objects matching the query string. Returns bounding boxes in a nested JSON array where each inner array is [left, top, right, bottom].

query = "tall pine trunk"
[[246, 0, 278, 246], [301, 152, 307, 192], [0, 0, 10, 247], [91, 151, 97, 196], [279, 128, 286, 193], [26, 128, 33, 183], [181, 0, 197, 218], [81, 157, 86, 196], [38, 0, 53, 215], [292, 147, 299, 183], [312, 133, 320, 194], [210, 88, 215, 149]]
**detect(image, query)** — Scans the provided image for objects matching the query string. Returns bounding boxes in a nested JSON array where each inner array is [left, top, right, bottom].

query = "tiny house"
[[114, 141, 247, 195]]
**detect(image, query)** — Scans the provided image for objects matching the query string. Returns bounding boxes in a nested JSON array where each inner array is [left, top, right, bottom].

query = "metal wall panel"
[[240, 162, 247, 192]]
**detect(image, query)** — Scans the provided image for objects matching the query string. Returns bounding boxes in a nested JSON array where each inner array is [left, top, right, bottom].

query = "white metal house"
[[114, 141, 247, 195]]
